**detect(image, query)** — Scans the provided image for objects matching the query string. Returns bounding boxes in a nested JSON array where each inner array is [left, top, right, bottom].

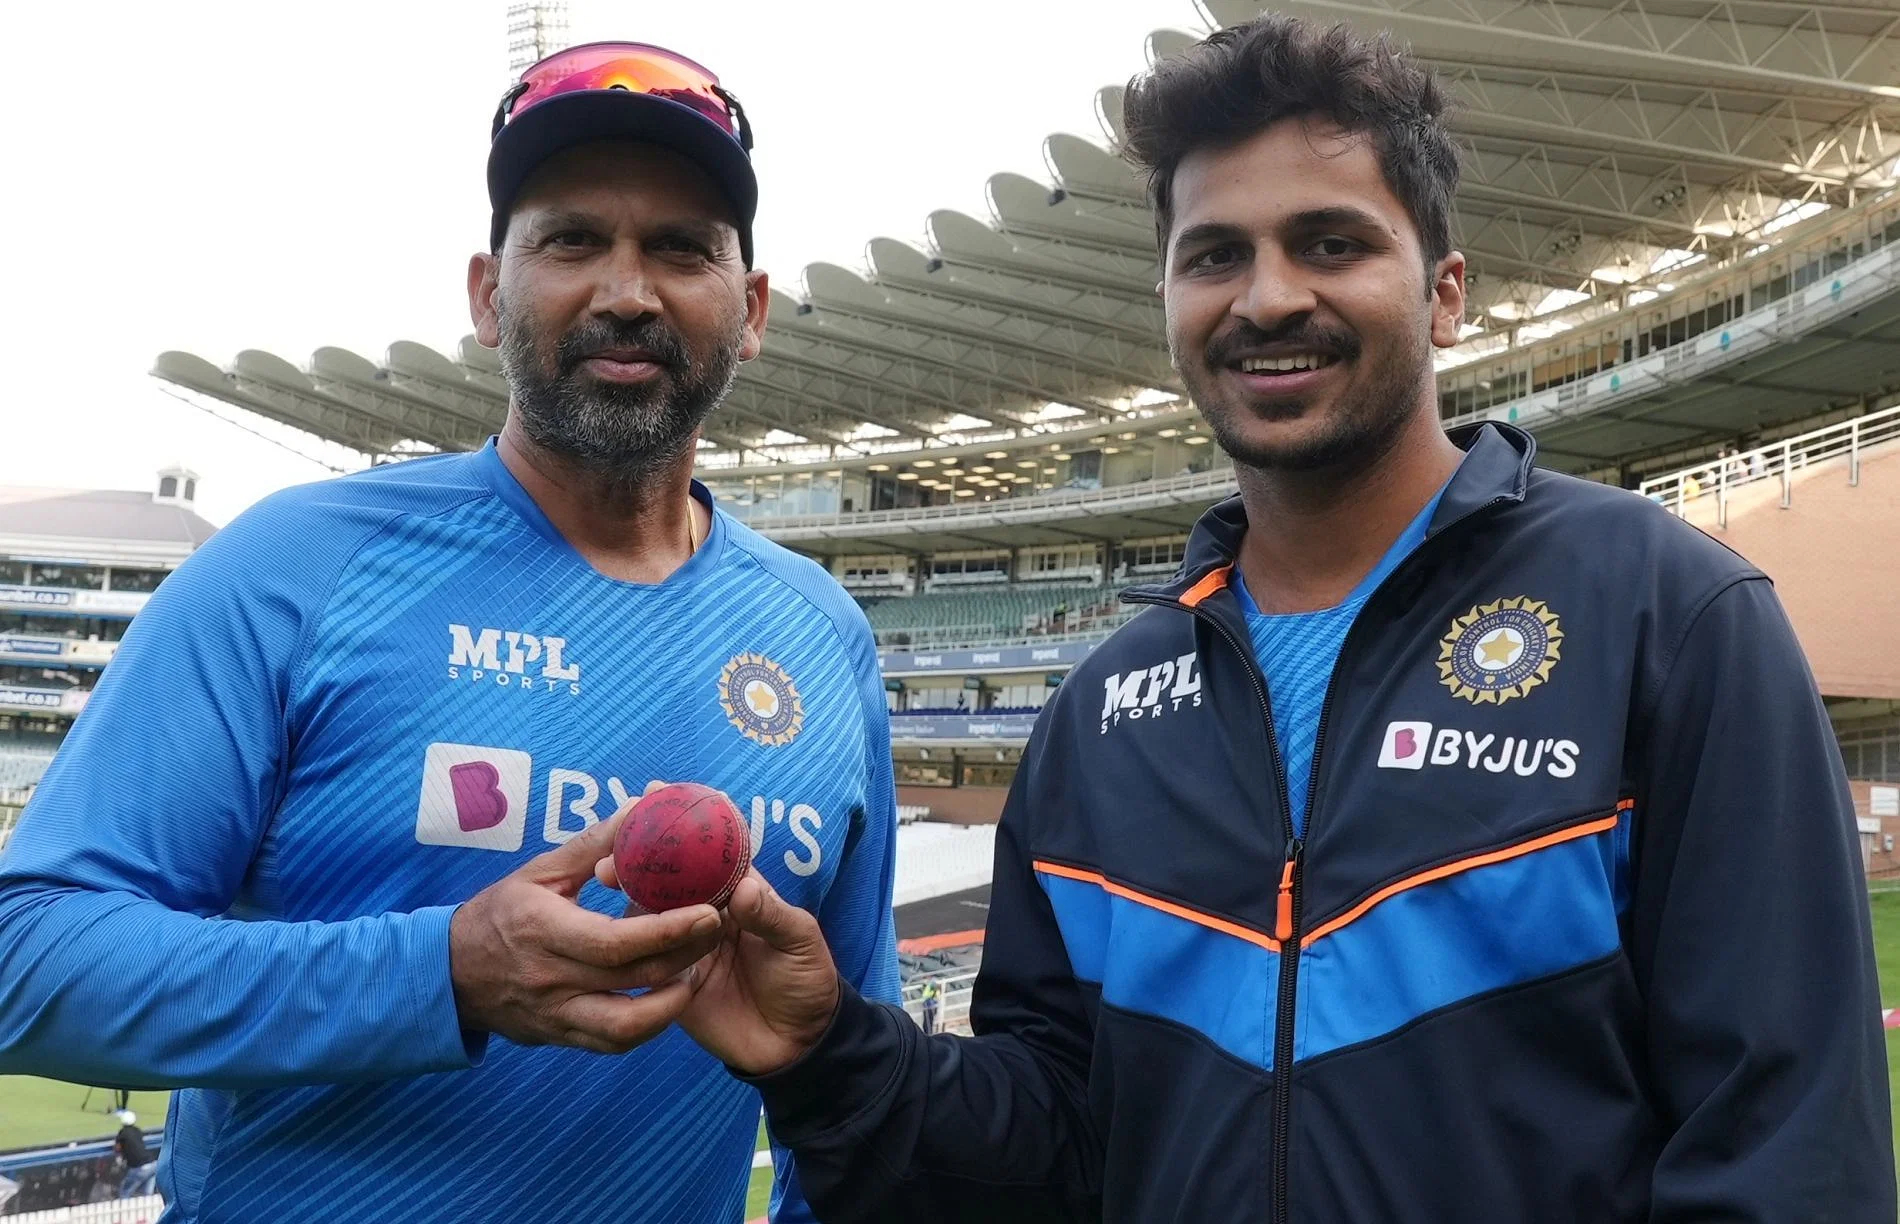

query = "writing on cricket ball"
[[613, 783, 752, 911]]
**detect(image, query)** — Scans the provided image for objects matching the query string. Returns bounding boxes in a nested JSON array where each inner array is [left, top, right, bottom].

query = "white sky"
[[2, 0, 1204, 524]]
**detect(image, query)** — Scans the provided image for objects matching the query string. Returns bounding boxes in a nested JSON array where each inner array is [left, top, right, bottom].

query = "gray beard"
[[497, 304, 741, 486]]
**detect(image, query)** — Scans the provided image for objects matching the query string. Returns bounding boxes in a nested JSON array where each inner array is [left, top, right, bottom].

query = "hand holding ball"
[[612, 783, 752, 912]]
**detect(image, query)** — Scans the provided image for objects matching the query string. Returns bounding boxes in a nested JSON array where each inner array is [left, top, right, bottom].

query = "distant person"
[[652, 14, 1893, 1221], [113, 1111, 156, 1199], [920, 981, 940, 1035], [0, 41, 897, 1224]]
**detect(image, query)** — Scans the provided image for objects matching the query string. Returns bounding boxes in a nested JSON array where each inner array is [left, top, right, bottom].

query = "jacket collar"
[[1131, 422, 1537, 608]]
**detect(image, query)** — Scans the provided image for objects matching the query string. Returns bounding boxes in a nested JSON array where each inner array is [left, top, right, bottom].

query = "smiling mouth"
[[1234, 353, 1340, 374]]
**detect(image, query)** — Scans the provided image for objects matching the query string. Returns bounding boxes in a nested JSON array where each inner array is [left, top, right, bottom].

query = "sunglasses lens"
[[510, 43, 737, 140]]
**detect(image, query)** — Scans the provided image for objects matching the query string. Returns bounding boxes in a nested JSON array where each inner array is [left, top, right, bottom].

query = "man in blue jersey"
[[0, 41, 898, 1224]]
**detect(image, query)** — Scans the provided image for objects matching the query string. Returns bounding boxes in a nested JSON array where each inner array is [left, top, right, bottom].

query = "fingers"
[[544, 901, 723, 970], [726, 871, 822, 954], [560, 938, 716, 994], [523, 800, 636, 894], [553, 978, 696, 1055], [558, 954, 703, 996]]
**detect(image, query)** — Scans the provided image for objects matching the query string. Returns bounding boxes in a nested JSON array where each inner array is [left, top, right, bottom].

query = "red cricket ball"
[[612, 783, 752, 912]]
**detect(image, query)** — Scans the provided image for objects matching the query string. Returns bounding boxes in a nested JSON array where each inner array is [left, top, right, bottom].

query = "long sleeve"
[[1632, 576, 1895, 1219], [749, 717, 1103, 1224], [767, 615, 902, 1223], [0, 500, 479, 1090]]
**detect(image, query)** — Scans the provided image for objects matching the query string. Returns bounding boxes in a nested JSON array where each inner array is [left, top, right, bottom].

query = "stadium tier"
[[858, 580, 1131, 647], [0, 468, 213, 804]]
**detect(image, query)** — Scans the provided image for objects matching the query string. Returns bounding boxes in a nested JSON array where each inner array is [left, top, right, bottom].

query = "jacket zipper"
[[1122, 491, 1516, 1223]]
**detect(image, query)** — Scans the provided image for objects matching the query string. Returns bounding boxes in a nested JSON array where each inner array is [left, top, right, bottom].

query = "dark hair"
[[1121, 14, 1459, 268]]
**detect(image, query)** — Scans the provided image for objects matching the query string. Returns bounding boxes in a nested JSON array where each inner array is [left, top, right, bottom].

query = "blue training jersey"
[[1233, 484, 1446, 834], [0, 441, 900, 1224]]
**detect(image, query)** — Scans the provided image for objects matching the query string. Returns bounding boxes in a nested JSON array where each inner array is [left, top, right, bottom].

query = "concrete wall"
[[1678, 439, 1900, 700], [897, 784, 1009, 826], [1851, 780, 1900, 877]]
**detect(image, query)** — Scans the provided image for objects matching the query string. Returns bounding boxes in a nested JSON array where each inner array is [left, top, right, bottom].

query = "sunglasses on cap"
[[491, 42, 754, 152]]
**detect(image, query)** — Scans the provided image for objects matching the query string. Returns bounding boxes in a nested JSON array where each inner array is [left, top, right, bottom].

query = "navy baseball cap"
[[487, 42, 757, 265]]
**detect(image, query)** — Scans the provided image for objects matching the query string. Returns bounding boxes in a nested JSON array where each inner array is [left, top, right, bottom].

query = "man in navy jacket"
[[642, 14, 1896, 1221]]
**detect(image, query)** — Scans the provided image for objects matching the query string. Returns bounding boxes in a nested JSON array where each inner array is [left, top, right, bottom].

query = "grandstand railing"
[[1447, 196, 1900, 435], [747, 466, 1237, 537], [901, 965, 980, 1036], [1439, 190, 1900, 422], [5, 1197, 164, 1223], [1640, 400, 1900, 528]]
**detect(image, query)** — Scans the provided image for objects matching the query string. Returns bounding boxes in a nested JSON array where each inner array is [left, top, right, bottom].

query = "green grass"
[[746, 1165, 773, 1218], [1871, 890, 1900, 1174], [0, 1077, 171, 1151]]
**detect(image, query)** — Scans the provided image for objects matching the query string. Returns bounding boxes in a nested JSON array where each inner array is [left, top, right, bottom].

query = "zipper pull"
[[1275, 837, 1303, 943]]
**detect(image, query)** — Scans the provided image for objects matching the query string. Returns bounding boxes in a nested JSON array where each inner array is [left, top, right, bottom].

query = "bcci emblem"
[[1438, 597, 1563, 705], [719, 653, 804, 747]]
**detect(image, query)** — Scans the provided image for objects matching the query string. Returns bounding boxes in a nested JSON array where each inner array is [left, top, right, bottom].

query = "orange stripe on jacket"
[[1033, 860, 1282, 952], [1035, 800, 1632, 955], [1178, 565, 1233, 609], [1300, 804, 1630, 946]]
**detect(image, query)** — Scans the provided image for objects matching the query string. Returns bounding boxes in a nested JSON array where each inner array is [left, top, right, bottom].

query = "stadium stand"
[[0, 468, 213, 797], [859, 581, 1130, 647], [0, 747, 54, 792]]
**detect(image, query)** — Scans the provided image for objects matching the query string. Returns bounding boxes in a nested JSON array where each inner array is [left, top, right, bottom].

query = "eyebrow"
[[521, 209, 611, 239], [649, 217, 733, 249], [522, 210, 734, 251], [1173, 206, 1389, 253], [1282, 205, 1387, 233], [1172, 220, 1250, 252]]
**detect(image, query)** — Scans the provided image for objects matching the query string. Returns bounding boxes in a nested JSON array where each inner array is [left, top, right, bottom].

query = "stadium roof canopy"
[[158, 0, 1900, 470]]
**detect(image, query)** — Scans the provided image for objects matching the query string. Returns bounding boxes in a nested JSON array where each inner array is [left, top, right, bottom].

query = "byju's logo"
[[416, 742, 532, 850], [446, 624, 582, 696], [1376, 720, 1580, 778], [1378, 721, 1433, 769]]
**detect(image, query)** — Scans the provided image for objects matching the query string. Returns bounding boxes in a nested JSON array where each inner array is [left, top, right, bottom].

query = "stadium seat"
[[862, 582, 1134, 647]]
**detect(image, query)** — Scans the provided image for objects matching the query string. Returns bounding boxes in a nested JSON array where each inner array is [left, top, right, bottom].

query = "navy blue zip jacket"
[[751, 423, 1894, 1222]]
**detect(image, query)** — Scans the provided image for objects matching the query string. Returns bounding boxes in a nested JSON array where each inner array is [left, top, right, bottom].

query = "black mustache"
[[1206, 321, 1360, 368], [557, 319, 690, 374]]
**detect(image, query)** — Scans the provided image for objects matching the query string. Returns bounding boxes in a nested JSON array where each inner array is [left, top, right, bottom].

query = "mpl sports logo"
[[415, 742, 828, 876], [1378, 720, 1580, 778], [1100, 652, 1202, 734], [446, 623, 582, 696]]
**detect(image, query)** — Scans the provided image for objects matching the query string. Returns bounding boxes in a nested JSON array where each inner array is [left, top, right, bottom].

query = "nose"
[[1230, 247, 1318, 335], [590, 241, 663, 321]]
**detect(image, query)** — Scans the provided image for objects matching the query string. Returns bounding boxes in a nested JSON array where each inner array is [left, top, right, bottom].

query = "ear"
[[468, 252, 502, 348], [739, 269, 772, 362], [1429, 251, 1467, 350]]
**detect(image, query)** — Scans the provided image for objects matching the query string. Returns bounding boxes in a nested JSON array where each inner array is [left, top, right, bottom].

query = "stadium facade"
[[0, 467, 214, 829], [147, 1, 1900, 822]]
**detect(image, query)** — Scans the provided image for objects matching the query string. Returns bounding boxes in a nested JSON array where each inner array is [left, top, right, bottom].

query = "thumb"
[[727, 871, 821, 955], [525, 798, 632, 894]]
